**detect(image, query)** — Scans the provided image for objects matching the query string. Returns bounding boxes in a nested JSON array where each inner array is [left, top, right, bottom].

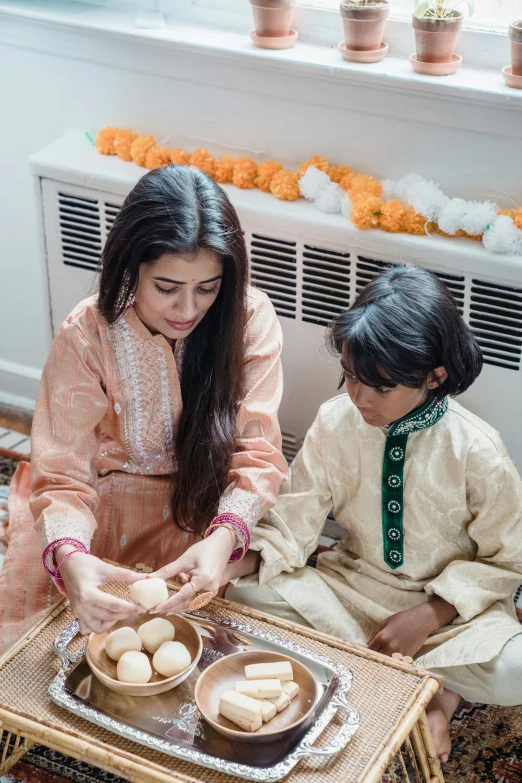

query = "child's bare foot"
[[426, 707, 451, 763], [426, 687, 461, 763]]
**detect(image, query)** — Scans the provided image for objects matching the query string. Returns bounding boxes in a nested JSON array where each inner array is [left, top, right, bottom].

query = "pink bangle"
[[205, 513, 251, 562], [42, 538, 89, 577], [56, 547, 90, 576], [53, 546, 92, 598]]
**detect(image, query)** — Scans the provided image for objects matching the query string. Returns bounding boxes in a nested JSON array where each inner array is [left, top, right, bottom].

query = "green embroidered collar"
[[381, 396, 448, 569]]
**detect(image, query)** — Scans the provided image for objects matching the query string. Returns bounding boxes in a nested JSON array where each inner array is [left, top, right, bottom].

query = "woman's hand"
[[367, 598, 458, 659], [57, 547, 147, 635], [149, 527, 237, 615]]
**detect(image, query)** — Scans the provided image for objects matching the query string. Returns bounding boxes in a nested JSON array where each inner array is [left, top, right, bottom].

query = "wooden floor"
[[0, 407, 32, 436], [0, 405, 32, 455]]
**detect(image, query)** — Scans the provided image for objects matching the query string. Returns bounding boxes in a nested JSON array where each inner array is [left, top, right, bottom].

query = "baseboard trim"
[[0, 390, 36, 412], [0, 358, 42, 382], [0, 359, 41, 410]]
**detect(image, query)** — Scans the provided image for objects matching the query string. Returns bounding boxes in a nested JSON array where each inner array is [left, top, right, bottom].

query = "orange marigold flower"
[[256, 160, 283, 193], [190, 148, 216, 178], [339, 171, 357, 192], [329, 165, 353, 184], [214, 156, 237, 183], [515, 213, 522, 231], [466, 234, 483, 241], [351, 195, 383, 230], [95, 126, 119, 155], [233, 158, 258, 189], [498, 209, 518, 219], [349, 174, 383, 198], [380, 200, 406, 233], [131, 135, 156, 166], [170, 148, 191, 166], [145, 145, 171, 170], [404, 206, 433, 235], [113, 129, 137, 162], [298, 156, 330, 177], [269, 170, 301, 201]]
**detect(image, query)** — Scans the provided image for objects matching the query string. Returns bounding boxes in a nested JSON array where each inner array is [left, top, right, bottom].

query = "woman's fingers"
[[77, 615, 117, 635], [150, 581, 201, 615], [95, 591, 144, 617], [150, 558, 194, 582], [78, 619, 92, 636], [102, 563, 149, 584]]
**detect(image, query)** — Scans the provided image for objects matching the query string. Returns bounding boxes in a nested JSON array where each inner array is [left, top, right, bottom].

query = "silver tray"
[[49, 611, 360, 781]]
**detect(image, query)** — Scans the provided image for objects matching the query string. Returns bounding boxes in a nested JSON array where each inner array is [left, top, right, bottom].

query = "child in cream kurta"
[[229, 393, 522, 701], [227, 267, 522, 735]]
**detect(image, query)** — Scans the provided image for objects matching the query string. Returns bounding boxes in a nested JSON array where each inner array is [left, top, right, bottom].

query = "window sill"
[[1, 0, 521, 128]]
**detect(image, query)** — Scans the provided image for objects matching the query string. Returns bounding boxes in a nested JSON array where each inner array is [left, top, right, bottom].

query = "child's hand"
[[367, 598, 458, 659]]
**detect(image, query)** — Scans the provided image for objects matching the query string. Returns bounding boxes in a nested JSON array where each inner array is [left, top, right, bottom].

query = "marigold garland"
[[230, 158, 257, 189], [131, 135, 156, 166], [256, 160, 283, 193], [170, 148, 191, 166], [113, 129, 137, 162], [270, 170, 300, 201], [94, 126, 522, 255], [214, 155, 236, 184], [190, 148, 216, 179]]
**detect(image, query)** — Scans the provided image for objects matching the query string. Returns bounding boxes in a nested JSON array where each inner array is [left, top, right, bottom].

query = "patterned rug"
[[1, 456, 521, 783]]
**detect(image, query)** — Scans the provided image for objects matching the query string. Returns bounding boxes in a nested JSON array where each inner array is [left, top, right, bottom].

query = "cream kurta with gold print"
[[242, 394, 522, 669]]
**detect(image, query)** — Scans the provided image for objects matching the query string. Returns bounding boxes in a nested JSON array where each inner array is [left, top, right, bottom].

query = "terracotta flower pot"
[[509, 20, 522, 77], [412, 12, 463, 64], [249, 0, 295, 38], [340, 1, 389, 52]]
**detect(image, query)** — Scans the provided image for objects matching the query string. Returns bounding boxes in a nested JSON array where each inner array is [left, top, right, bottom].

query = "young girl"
[[0, 164, 287, 652], [226, 265, 522, 762]]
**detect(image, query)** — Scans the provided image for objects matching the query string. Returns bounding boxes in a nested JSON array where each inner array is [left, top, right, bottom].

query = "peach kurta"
[[0, 287, 287, 653]]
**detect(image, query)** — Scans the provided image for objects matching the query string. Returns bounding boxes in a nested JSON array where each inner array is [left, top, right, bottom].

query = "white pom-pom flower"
[[340, 192, 353, 219], [314, 182, 343, 214], [437, 198, 468, 235], [381, 179, 396, 202], [393, 173, 425, 203], [299, 166, 331, 201], [460, 201, 498, 236], [482, 215, 522, 255], [406, 180, 449, 223]]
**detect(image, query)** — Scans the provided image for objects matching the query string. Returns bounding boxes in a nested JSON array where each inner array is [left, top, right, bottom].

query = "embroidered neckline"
[[381, 396, 448, 569]]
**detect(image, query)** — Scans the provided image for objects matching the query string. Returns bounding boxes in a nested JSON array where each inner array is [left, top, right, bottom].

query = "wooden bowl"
[[194, 650, 318, 743], [86, 614, 202, 697]]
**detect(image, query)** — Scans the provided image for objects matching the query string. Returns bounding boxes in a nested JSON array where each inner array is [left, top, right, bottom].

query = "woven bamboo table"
[[0, 586, 444, 783]]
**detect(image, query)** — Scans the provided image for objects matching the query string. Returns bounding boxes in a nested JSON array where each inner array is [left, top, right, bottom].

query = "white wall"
[[1, 5, 522, 405]]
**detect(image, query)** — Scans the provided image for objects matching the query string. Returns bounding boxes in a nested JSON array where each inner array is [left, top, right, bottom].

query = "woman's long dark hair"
[[99, 165, 248, 535], [327, 265, 483, 399]]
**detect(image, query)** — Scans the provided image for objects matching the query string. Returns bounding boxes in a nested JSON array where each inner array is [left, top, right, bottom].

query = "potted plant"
[[411, 0, 474, 75], [339, 0, 390, 63], [249, 0, 298, 50], [504, 20, 522, 87]]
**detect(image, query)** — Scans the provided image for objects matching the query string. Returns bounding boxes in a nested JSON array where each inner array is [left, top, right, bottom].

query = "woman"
[[0, 165, 287, 651]]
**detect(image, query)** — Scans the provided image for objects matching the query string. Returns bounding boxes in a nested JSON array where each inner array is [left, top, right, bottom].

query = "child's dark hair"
[[327, 265, 483, 400], [98, 165, 248, 536]]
